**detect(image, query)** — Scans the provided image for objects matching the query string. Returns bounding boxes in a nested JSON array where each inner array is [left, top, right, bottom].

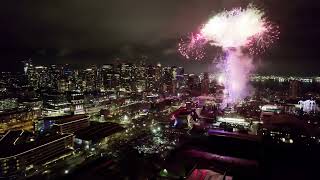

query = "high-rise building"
[[162, 67, 173, 93], [119, 63, 133, 91], [34, 66, 49, 89], [171, 66, 181, 95], [172, 79, 177, 95], [134, 61, 147, 92], [58, 79, 69, 92], [187, 74, 197, 90], [172, 66, 178, 80], [42, 92, 71, 117], [23, 60, 37, 89], [289, 80, 301, 98], [48, 65, 62, 89], [201, 72, 210, 95], [176, 67, 185, 88], [62, 64, 78, 91], [22, 62, 50, 90], [81, 67, 98, 92], [155, 63, 162, 83], [69, 92, 85, 115], [101, 64, 114, 91], [146, 65, 156, 91]]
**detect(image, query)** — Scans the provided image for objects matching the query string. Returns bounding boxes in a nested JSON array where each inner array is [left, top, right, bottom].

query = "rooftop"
[[0, 132, 73, 158], [208, 129, 261, 142], [262, 114, 320, 136], [75, 122, 124, 142], [42, 114, 89, 125], [0, 108, 34, 116]]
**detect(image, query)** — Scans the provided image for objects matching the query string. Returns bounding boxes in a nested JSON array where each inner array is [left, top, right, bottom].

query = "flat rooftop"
[[41, 114, 88, 124], [0, 130, 34, 146], [0, 108, 34, 116], [262, 114, 320, 136], [208, 129, 262, 142], [0, 132, 73, 158], [75, 122, 124, 142]]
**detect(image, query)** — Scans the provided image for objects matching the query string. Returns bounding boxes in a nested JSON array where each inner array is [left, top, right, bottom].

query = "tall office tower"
[[134, 61, 146, 92], [187, 74, 199, 91], [155, 63, 162, 83], [289, 80, 302, 99], [146, 65, 156, 92], [58, 79, 68, 92], [82, 66, 98, 92], [162, 67, 173, 93], [69, 92, 85, 115], [63, 64, 78, 91], [101, 64, 114, 91], [48, 65, 62, 89], [201, 72, 210, 95], [120, 63, 133, 91], [34, 65, 49, 89], [171, 66, 178, 95], [113, 73, 121, 91], [96, 66, 103, 91], [23, 60, 37, 89], [23, 59, 32, 75], [73, 70, 83, 91], [172, 66, 178, 80], [172, 79, 178, 95], [176, 67, 185, 87]]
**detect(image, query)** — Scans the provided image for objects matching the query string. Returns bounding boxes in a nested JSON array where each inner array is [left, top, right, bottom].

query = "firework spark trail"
[[178, 4, 279, 107], [200, 5, 279, 49], [178, 33, 207, 60]]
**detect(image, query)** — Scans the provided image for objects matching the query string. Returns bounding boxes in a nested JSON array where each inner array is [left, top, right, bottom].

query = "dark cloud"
[[1, 0, 233, 48]]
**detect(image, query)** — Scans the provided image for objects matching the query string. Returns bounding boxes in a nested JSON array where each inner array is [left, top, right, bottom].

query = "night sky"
[[0, 0, 320, 75]]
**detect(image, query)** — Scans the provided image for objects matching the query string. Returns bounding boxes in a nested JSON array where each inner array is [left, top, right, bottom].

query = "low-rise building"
[[0, 108, 41, 134], [0, 131, 74, 178], [36, 115, 89, 134], [74, 122, 124, 150]]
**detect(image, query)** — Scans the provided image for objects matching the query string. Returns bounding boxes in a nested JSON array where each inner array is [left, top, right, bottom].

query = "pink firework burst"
[[246, 23, 280, 55], [178, 33, 207, 61], [177, 4, 280, 107]]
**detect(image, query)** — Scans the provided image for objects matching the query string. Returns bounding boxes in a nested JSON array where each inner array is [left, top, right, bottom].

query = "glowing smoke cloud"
[[179, 4, 279, 107], [222, 48, 254, 105]]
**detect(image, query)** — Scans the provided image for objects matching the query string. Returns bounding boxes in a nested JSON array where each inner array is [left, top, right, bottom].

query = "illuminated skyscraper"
[[81, 66, 99, 92], [201, 72, 210, 95], [146, 65, 156, 91], [289, 80, 301, 98], [101, 64, 114, 91], [120, 63, 133, 91], [48, 65, 62, 89], [37, 66, 49, 89], [161, 67, 173, 93]]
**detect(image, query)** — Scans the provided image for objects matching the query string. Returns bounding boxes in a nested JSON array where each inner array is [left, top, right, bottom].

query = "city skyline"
[[0, 1, 319, 179]]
